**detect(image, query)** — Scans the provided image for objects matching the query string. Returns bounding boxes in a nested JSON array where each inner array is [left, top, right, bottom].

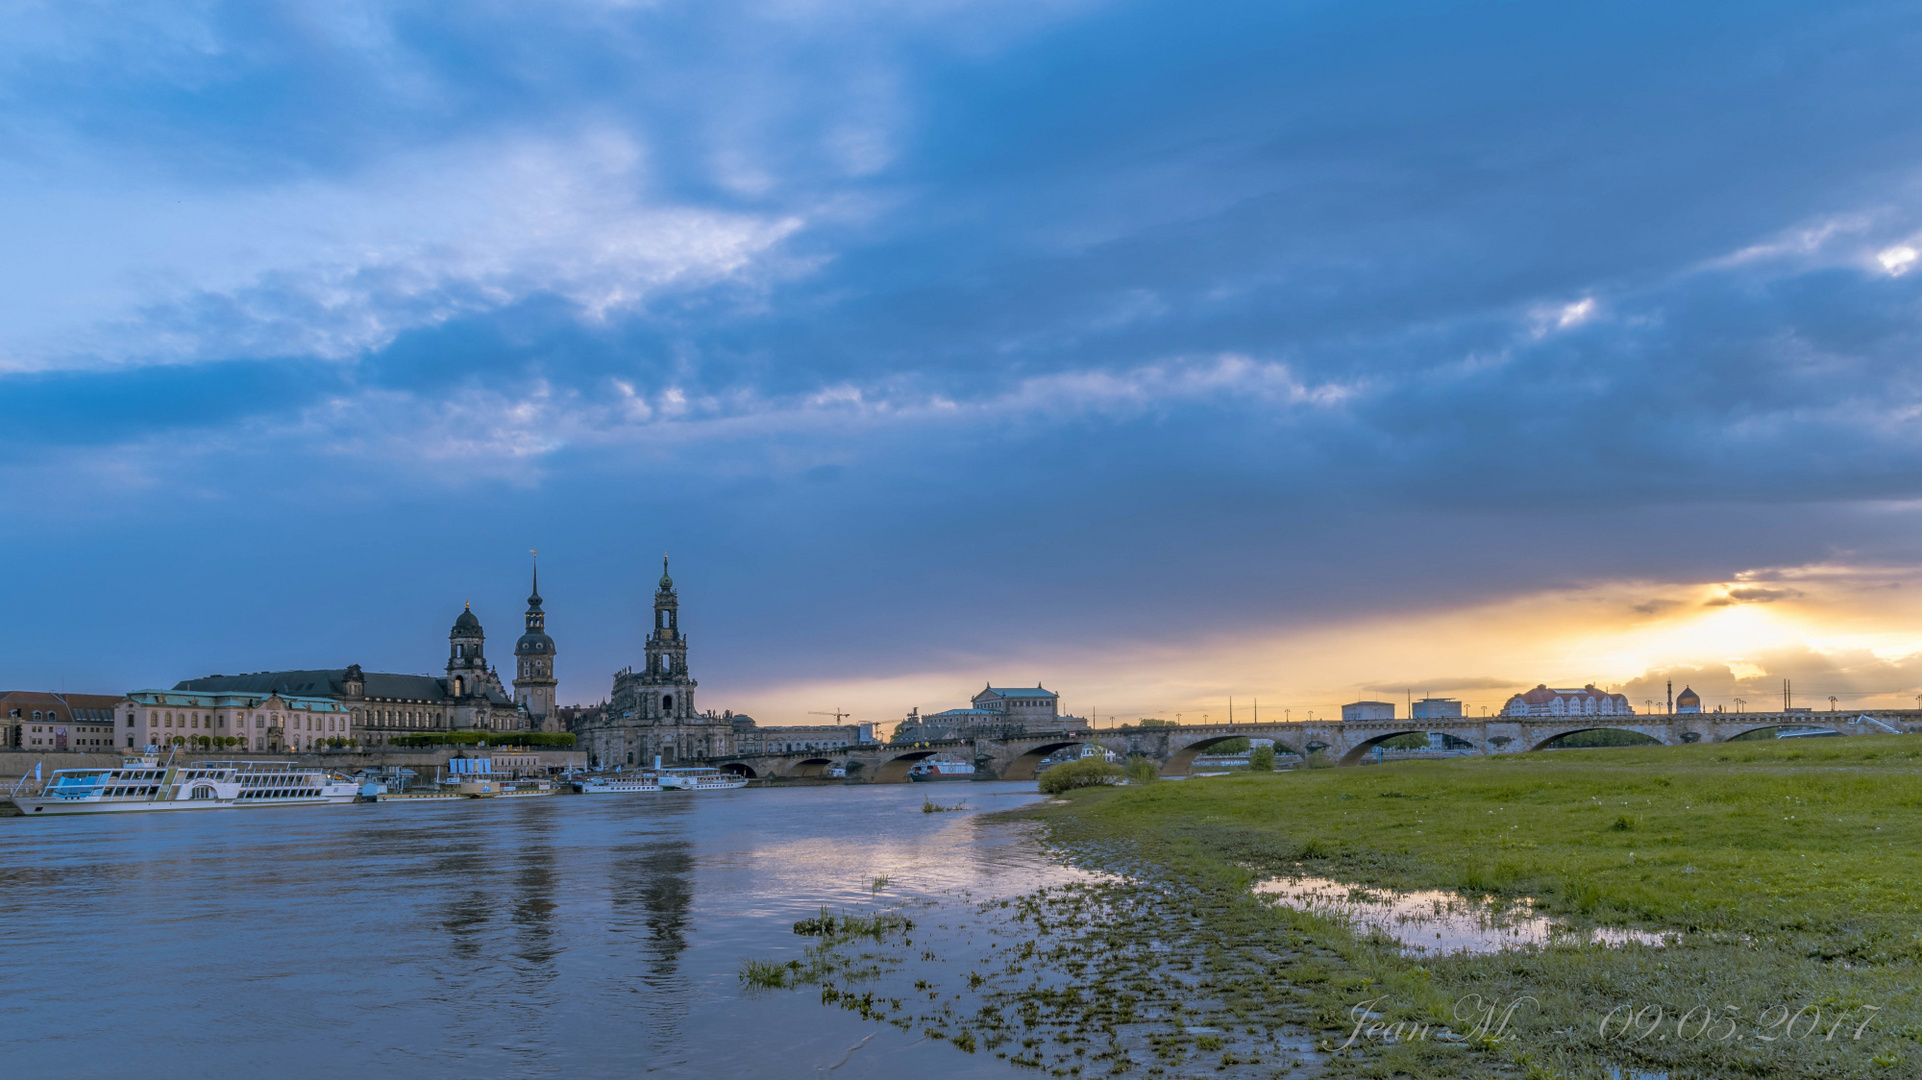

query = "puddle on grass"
[[1255, 877, 1670, 955]]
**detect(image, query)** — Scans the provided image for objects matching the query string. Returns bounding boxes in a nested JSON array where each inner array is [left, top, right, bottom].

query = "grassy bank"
[[1024, 735, 1922, 1077]]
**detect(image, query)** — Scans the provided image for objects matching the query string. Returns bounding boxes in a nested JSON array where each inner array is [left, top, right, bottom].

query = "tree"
[[1248, 745, 1276, 771], [1210, 737, 1251, 754], [1123, 757, 1159, 784]]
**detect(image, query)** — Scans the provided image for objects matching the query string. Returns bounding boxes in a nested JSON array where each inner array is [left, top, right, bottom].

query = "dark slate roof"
[[174, 669, 451, 702], [979, 686, 1058, 699]]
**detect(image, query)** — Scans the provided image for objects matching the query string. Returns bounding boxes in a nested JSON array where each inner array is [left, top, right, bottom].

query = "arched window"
[[663, 695, 674, 712]]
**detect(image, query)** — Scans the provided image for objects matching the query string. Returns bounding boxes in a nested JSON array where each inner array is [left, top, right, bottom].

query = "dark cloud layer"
[[7, 1, 1922, 701]]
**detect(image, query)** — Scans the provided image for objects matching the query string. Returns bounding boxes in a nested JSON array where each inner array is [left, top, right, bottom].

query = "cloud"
[[1704, 586, 1804, 607]]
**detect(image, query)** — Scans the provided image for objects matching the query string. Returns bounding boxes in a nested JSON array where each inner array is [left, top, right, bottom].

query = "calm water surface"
[[0, 782, 1085, 1078]]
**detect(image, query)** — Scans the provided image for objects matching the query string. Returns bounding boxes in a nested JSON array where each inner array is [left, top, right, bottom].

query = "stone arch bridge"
[[710, 710, 1918, 783]]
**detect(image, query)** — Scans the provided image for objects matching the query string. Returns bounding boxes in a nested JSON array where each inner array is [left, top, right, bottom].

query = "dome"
[[657, 555, 675, 593], [515, 631, 554, 655], [1676, 686, 1701, 706], [453, 603, 481, 633]]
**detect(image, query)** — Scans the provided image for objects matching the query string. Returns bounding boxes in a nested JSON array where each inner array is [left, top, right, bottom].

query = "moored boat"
[[908, 758, 975, 782], [657, 766, 748, 791], [6, 756, 359, 816], [573, 773, 663, 794]]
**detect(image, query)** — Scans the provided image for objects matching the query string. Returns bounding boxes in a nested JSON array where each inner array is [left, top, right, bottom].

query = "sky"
[[9, 0, 1922, 729]]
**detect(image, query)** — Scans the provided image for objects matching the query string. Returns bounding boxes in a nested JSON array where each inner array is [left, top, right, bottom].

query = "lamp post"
[[1829, 696, 1838, 712], [1734, 698, 1746, 714]]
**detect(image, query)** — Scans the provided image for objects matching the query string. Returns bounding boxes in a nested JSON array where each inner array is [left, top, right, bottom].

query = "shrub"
[[1040, 757, 1124, 794], [1247, 745, 1276, 771], [1124, 757, 1159, 784]]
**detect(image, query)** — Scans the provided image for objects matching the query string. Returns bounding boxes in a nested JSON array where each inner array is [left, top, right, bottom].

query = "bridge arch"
[[784, 757, 838, 778], [874, 750, 939, 784], [1004, 740, 1091, 781], [1529, 727, 1667, 752], [718, 762, 758, 778], [1339, 730, 1454, 766], [1165, 734, 1296, 775]]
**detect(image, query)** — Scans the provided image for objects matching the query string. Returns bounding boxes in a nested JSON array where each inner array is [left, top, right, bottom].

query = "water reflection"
[[0, 783, 1071, 1079], [1256, 876, 1671, 955]]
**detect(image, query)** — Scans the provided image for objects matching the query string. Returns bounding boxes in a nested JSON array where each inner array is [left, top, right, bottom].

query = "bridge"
[[712, 710, 1921, 783]]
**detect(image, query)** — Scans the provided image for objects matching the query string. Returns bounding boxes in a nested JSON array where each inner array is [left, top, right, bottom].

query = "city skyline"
[[10, 3, 1922, 722]]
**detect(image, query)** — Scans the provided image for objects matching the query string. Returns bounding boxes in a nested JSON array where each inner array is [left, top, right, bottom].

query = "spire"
[[658, 553, 675, 593], [528, 550, 542, 607]]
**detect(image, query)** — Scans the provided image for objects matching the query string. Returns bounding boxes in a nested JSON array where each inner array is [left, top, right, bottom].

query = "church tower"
[[641, 557, 696, 721], [447, 604, 488, 700], [514, 557, 557, 728]]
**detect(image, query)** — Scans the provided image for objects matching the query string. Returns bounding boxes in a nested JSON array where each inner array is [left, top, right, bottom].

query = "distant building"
[[0, 692, 121, 751], [1500, 684, 1633, 718], [175, 601, 532, 746], [1341, 701, 1395, 723], [1675, 686, 1702, 714], [734, 720, 878, 755], [893, 684, 1078, 743], [124, 689, 351, 752], [1411, 697, 1464, 720], [577, 560, 742, 768]]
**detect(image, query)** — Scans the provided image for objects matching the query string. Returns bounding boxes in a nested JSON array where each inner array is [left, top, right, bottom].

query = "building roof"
[[1509, 684, 1630, 705], [1676, 686, 1701, 705], [977, 686, 1058, 699], [926, 708, 1001, 718], [128, 689, 349, 712], [1344, 701, 1395, 708], [453, 604, 481, 632], [175, 669, 460, 703]]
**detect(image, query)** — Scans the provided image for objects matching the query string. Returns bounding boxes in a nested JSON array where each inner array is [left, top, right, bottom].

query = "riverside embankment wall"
[[0, 747, 587, 781]]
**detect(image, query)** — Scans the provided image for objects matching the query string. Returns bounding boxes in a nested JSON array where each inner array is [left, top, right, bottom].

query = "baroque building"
[[581, 559, 738, 767], [174, 601, 533, 745]]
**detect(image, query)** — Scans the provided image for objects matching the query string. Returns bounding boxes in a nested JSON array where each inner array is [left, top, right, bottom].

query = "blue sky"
[[10, 0, 1922, 723]]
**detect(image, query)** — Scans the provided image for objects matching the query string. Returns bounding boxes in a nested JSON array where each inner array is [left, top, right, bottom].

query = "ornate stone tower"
[[641, 556, 695, 721], [447, 604, 488, 700], [514, 558, 557, 728]]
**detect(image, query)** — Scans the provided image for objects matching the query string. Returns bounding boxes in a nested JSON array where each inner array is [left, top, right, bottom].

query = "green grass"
[[1022, 735, 1922, 1079]]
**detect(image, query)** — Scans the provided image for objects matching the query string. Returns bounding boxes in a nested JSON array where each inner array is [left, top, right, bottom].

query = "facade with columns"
[[580, 559, 739, 767]]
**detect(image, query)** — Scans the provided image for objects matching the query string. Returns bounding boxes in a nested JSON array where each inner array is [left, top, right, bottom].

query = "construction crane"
[[808, 709, 852, 723]]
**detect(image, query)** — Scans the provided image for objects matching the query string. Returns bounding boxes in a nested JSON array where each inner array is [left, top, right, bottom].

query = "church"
[[577, 559, 741, 767], [174, 564, 561, 745]]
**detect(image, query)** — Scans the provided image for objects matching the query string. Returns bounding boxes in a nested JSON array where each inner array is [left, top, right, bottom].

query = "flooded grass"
[[923, 798, 971, 813], [1018, 735, 1922, 1079]]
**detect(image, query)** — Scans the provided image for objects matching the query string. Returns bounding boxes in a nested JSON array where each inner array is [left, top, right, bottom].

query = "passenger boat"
[[657, 766, 748, 791], [573, 773, 662, 794], [5, 756, 358, 816], [908, 758, 976, 782]]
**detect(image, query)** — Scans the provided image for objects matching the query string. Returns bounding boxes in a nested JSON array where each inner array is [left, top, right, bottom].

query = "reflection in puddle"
[[1254, 877, 1669, 955]]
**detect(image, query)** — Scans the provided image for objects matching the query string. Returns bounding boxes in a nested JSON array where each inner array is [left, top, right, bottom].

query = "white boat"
[[908, 758, 976, 782], [657, 766, 748, 791], [6, 756, 358, 816], [573, 773, 662, 794]]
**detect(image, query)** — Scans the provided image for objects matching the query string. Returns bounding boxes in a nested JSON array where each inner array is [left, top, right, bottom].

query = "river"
[[0, 782, 1085, 1078]]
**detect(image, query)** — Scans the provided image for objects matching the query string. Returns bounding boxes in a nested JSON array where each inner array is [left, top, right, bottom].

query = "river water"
[[0, 782, 1085, 1078]]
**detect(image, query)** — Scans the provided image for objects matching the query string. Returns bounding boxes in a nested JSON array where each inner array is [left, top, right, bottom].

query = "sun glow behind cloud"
[[725, 565, 1922, 729]]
